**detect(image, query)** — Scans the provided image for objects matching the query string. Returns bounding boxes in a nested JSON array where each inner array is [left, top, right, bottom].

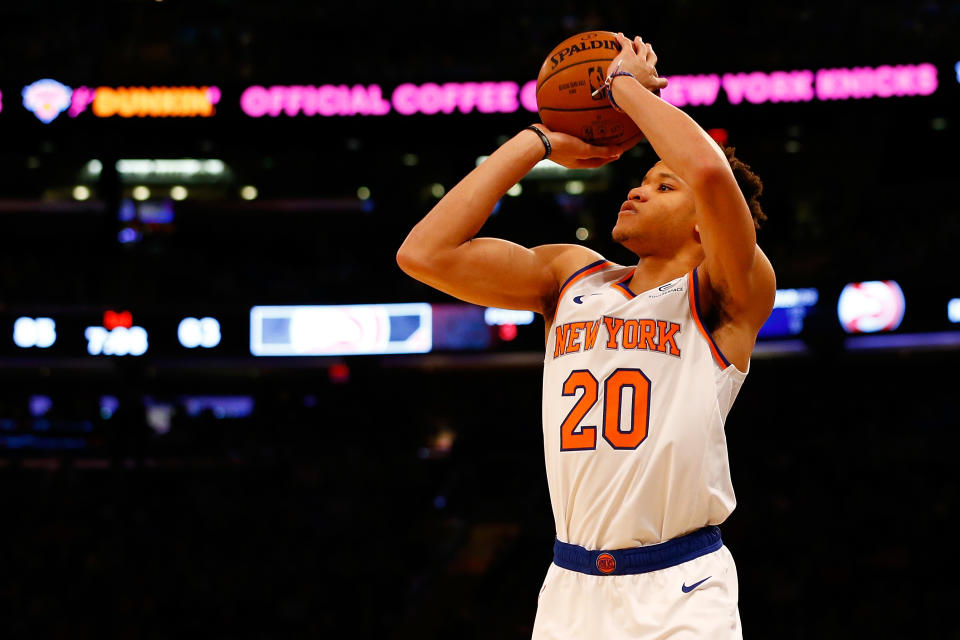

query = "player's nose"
[[628, 186, 648, 202]]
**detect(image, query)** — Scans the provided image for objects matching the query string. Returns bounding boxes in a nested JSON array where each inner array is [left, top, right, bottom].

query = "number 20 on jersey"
[[560, 367, 651, 451]]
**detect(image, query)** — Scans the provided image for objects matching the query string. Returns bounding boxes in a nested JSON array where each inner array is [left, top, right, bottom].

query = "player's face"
[[611, 161, 698, 255]]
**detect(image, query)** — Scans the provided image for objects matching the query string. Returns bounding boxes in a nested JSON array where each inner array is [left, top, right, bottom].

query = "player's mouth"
[[619, 202, 638, 215]]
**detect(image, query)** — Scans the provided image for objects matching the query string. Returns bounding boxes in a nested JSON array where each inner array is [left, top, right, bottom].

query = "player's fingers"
[[616, 32, 634, 55], [647, 44, 658, 67]]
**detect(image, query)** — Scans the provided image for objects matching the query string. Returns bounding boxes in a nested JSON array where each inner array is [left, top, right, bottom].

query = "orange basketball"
[[536, 31, 642, 147]]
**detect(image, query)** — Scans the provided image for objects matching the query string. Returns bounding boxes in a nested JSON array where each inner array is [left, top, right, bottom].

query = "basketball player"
[[397, 32, 775, 639]]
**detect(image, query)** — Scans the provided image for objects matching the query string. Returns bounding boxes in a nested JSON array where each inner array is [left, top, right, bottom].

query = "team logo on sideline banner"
[[22, 79, 72, 123]]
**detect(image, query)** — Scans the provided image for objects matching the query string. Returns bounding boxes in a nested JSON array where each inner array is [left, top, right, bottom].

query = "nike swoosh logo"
[[572, 293, 602, 304], [681, 576, 711, 593]]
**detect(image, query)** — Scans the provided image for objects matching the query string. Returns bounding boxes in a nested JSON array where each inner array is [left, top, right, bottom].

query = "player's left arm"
[[606, 32, 776, 333]]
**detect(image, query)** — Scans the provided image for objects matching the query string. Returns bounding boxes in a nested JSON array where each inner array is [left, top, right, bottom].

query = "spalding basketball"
[[536, 31, 641, 146]]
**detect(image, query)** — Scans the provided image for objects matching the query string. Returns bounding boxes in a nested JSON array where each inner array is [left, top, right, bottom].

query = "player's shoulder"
[[532, 244, 626, 321], [531, 244, 624, 288]]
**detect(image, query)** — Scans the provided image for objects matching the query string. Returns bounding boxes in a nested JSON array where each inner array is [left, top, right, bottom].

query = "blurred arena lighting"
[[240, 185, 258, 200], [182, 396, 254, 419], [170, 185, 188, 200], [250, 303, 432, 356], [118, 227, 141, 244], [72, 185, 91, 201], [132, 186, 150, 201], [565, 180, 585, 195], [29, 395, 53, 417], [575, 227, 590, 240], [144, 400, 174, 434], [402, 153, 419, 166], [483, 308, 535, 326], [13, 317, 57, 348], [85, 159, 103, 175], [706, 128, 729, 146], [328, 363, 350, 384], [430, 183, 445, 198], [177, 317, 222, 349], [949, 298, 960, 323], [99, 395, 119, 420], [356, 186, 371, 200], [113, 159, 226, 181], [837, 280, 905, 334], [507, 183, 522, 197]]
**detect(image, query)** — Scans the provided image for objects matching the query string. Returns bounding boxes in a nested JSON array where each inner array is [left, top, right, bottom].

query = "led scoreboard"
[[1, 281, 958, 362]]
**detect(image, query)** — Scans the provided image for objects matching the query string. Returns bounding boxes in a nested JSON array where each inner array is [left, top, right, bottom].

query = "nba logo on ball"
[[596, 553, 616, 574]]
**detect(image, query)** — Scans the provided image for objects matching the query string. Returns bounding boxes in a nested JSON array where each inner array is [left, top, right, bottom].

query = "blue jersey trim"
[[691, 268, 732, 368], [558, 259, 608, 295], [553, 526, 722, 576]]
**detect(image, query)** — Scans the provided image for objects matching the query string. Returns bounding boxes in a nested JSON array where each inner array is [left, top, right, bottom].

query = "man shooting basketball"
[[397, 32, 774, 639]]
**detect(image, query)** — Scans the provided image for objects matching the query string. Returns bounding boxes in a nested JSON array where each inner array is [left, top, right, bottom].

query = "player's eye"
[[657, 183, 672, 191]]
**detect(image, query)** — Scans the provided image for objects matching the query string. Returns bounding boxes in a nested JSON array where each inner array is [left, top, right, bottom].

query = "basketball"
[[536, 31, 642, 147]]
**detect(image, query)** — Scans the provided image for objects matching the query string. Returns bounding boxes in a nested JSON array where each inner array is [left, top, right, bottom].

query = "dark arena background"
[[1, 2, 958, 637]]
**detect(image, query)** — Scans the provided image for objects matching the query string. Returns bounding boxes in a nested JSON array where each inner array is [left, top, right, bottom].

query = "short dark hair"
[[723, 146, 767, 230]]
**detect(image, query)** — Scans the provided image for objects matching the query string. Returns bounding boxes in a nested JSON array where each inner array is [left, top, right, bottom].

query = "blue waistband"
[[553, 526, 723, 576]]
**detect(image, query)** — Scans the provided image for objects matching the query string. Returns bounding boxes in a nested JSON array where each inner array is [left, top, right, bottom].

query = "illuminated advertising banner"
[[837, 281, 906, 334], [20, 80, 221, 122], [9, 62, 942, 123], [239, 62, 939, 118], [757, 288, 819, 338], [250, 303, 432, 356]]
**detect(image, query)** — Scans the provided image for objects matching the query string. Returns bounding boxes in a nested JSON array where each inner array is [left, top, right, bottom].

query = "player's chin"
[[611, 224, 631, 245]]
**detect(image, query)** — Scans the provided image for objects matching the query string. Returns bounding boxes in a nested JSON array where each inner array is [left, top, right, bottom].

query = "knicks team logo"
[[22, 79, 73, 123], [596, 553, 616, 574]]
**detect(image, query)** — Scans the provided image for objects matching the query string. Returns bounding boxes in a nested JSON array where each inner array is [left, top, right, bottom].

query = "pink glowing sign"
[[233, 62, 937, 118], [0, 90, 3, 115], [815, 64, 937, 100], [241, 85, 391, 117], [660, 64, 936, 106], [240, 81, 539, 117], [390, 81, 522, 115]]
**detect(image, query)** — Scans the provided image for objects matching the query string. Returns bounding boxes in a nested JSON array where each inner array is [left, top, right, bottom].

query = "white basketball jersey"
[[542, 260, 748, 550]]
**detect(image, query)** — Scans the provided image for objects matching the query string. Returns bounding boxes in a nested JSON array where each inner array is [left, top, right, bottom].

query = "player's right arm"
[[397, 128, 625, 318]]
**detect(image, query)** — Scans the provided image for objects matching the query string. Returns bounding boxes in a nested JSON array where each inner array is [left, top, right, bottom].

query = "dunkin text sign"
[[20, 80, 221, 122]]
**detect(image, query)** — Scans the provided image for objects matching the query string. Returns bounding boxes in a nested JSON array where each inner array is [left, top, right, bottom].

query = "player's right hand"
[[532, 124, 632, 169], [608, 33, 668, 95]]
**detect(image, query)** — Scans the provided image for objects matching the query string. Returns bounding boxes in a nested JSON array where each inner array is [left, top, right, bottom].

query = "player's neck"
[[629, 253, 700, 294]]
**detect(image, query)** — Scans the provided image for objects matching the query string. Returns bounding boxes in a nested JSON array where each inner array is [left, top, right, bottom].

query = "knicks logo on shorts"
[[596, 553, 616, 574]]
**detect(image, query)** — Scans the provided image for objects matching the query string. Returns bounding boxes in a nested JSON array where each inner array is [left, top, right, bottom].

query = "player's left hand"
[[607, 33, 668, 95], [533, 124, 633, 169]]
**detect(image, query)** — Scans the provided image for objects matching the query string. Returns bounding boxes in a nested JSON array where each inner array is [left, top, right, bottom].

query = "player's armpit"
[[397, 240, 600, 318], [699, 244, 776, 334]]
